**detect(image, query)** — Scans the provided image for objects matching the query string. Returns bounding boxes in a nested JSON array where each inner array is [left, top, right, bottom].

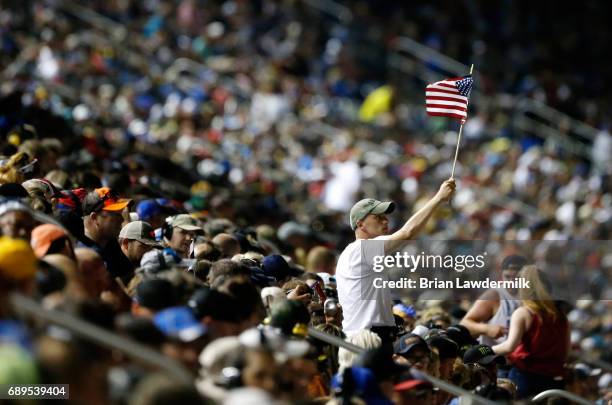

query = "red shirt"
[[508, 309, 569, 377]]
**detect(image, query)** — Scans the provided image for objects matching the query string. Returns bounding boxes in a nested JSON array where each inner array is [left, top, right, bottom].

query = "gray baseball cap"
[[169, 214, 202, 232], [349, 198, 395, 230], [119, 221, 162, 247]]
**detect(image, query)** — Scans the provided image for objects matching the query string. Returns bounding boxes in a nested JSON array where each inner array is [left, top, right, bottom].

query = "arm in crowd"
[[460, 290, 507, 339], [492, 306, 531, 355], [384, 179, 455, 254]]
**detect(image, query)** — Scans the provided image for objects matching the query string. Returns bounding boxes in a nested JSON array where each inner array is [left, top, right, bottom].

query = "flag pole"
[[450, 64, 474, 180]]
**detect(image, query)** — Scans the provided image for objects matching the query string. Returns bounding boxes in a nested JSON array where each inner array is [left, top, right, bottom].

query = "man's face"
[[169, 228, 196, 256], [127, 240, 154, 265], [358, 213, 389, 238], [0, 211, 34, 240], [97, 211, 124, 240], [502, 266, 520, 294], [396, 348, 431, 371]]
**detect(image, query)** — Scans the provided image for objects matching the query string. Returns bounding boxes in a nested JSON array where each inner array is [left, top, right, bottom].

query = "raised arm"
[[384, 179, 455, 254]]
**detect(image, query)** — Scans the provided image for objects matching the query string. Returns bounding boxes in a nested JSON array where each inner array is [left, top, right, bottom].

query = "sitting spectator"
[[463, 344, 505, 387], [211, 233, 241, 258], [131, 278, 179, 319], [306, 246, 336, 275], [118, 221, 161, 266], [162, 214, 203, 259], [188, 287, 241, 339], [79, 188, 134, 282], [31, 223, 74, 259], [393, 334, 432, 372], [153, 306, 208, 372]]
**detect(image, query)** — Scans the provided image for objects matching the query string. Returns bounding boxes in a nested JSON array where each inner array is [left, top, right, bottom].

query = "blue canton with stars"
[[456, 75, 473, 97]]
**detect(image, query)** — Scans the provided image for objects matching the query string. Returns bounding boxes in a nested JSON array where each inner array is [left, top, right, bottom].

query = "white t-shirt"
[[336, 235, 395, 335]]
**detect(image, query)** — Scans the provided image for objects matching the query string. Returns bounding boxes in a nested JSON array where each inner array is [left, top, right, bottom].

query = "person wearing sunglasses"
[[78, 187, 134, 282]]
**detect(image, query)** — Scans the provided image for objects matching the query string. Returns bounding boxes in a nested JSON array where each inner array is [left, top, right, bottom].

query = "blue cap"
[[137, 199, 162, 221], [153, 306, 207, 342], [331, 367, 393, 405], [262, 255, 291, 281]]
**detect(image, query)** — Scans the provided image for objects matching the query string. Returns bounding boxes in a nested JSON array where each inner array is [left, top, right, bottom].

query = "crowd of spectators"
[[0, 0, 611, 404]]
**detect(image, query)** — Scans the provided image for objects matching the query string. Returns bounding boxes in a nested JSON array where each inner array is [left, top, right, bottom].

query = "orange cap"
[[31, 224, 68, 258]]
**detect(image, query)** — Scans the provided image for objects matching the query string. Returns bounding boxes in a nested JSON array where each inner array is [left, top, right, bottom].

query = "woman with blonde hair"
[[492, 265, 569, 399]]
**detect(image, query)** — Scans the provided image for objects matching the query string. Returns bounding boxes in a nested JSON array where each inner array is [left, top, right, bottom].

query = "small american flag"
[[425, 75, 473, 123]]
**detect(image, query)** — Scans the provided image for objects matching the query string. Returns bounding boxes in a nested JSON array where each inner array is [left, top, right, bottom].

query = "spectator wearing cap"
[[162, 214, 202, 258], [461, 255, 527, 350], [262, 254, 294, 285], [393, 303, 417, 333], [132, 278, 179, 318], [196, 336, 242, 401], [188, 288, 241, 339], [335, 180, 455, 344], [463, 344, 505, 387], [393, 334, 432, 372], [425, 331, 459, 381], [491, 266, 570, 399], [446, 324, 478, 357], [0, 236, 38, 316], [330, 366, 394, 405], [136, 199, 165, 229], [118, 221, 161, 266], [79, 187, 134, 282], [31, 224, 74, 259], [392, 375, 434, 405], [153, 306, 208, 371]]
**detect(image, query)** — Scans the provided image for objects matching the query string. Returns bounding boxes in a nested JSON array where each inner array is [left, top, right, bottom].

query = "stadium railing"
[[8, 292, 500, 404], [532, 389, 594, 405], [9, 293, 194, 384], [301, 0, 353, 23]]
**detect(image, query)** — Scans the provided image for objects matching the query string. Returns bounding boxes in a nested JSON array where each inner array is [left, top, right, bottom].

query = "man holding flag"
[[336, 70, 474, 344]]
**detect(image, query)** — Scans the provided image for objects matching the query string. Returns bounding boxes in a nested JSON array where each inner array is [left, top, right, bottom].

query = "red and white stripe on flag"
[[425, 77, 470, 123]]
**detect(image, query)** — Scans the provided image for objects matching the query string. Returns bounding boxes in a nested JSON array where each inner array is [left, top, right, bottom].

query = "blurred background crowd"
[[0, 0, 610, 404]]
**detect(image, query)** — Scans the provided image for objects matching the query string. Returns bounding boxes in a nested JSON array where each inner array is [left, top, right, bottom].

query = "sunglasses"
[[90, 189, 121, 213]]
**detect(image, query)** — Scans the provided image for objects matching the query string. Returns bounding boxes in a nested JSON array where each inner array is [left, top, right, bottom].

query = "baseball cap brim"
[[370, 201, 395, 215], [394, 379, 432, 392], [32, 227, 68, 258], [136, 238, 163, 248], [103, 199, 131, 212], [177, 324, 207, 342], [175, 224, 202, 231], [394, 339, 429, 355], [478, 354, 505, 366]]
